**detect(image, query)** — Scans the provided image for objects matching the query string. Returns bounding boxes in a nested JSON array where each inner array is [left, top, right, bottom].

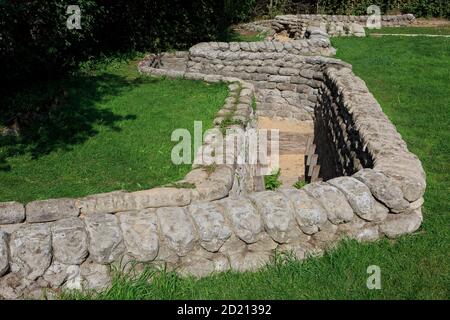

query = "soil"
[[272, 32, 291, 42]]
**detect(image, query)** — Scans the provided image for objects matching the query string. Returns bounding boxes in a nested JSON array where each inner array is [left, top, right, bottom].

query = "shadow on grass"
[[221, 27, 266, 42], [0, 72, 154, 171]]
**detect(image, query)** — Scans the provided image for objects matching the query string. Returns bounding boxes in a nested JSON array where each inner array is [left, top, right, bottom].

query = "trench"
[[147, 42, 376, 189]]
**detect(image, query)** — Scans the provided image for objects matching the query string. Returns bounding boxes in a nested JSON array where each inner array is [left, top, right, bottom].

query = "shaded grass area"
[[226, 28, 268, 42], [64, 34, 449, 300], [366, 26, 450, 35], [0, 57, 228, 203]]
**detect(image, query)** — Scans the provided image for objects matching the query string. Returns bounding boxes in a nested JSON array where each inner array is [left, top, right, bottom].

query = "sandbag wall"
[[186, 37, 340, 121], [312, 67, 374, 180], [271, 14, 416, 38]]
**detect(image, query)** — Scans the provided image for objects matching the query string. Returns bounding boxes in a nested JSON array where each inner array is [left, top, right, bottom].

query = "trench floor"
[[257, 116, 314, 188]]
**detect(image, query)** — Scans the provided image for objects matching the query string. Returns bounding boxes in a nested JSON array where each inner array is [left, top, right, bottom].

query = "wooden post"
[[304, 135, 322, 183], [311, 164, 321, 182], [308, 154, 318, 177]]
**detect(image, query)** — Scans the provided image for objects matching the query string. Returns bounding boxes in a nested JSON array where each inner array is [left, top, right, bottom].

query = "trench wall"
[[239, 14, 416, 39]]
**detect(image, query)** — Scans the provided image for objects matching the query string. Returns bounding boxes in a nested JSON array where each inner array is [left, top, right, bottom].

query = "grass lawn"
[[366, 26, 450, 35], [227, 28, 268, 42], [63, 31, 449, 300], [0, 58, 228, 203]]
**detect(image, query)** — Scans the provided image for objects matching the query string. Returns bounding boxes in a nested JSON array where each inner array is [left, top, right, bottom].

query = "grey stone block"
[[379, 208, 422, 239], [328, 176, 388, 222], [77, 191, 132, 215], [130, 187, 191, 209], [268, 75, 290, 83], [353, 169, 409, 213], [0, 202, 25, 224], [304, 182, 354, 224], [217, 197, 263, 244], [84, 213, 125, 264], [118, 209, 159, 262], [282, 188, 328, 234], [0, 231, 8, 277], [26, 198, 78, 223], [188, 202, 232, 252], [10, 224, 52, 280], [156, 207, 197, 257], [51, 217, 88, 265], [249, 191, 298, 243]]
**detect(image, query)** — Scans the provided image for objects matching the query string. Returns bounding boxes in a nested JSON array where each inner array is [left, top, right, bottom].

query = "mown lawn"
[[64, 31, 449, 300], [366, 26, 450, 35], [0, 58, 228, 203]]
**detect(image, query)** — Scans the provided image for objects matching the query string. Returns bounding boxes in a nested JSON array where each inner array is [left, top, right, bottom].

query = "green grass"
[[264, 168, 282, 190], [226, 28, 268, 42], [293, 180, 307, 189], [0, 57, 228, 203], [65, 32, 449, 300], [366, 26, 450, 35]]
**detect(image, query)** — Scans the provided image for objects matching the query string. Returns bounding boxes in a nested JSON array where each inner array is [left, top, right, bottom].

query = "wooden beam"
[[311, 164, 321, 182], [308, 154, 318, 177]]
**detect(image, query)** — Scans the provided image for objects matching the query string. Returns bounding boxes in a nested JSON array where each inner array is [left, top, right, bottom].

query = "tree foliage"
[[0, 1, 243, 93]]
